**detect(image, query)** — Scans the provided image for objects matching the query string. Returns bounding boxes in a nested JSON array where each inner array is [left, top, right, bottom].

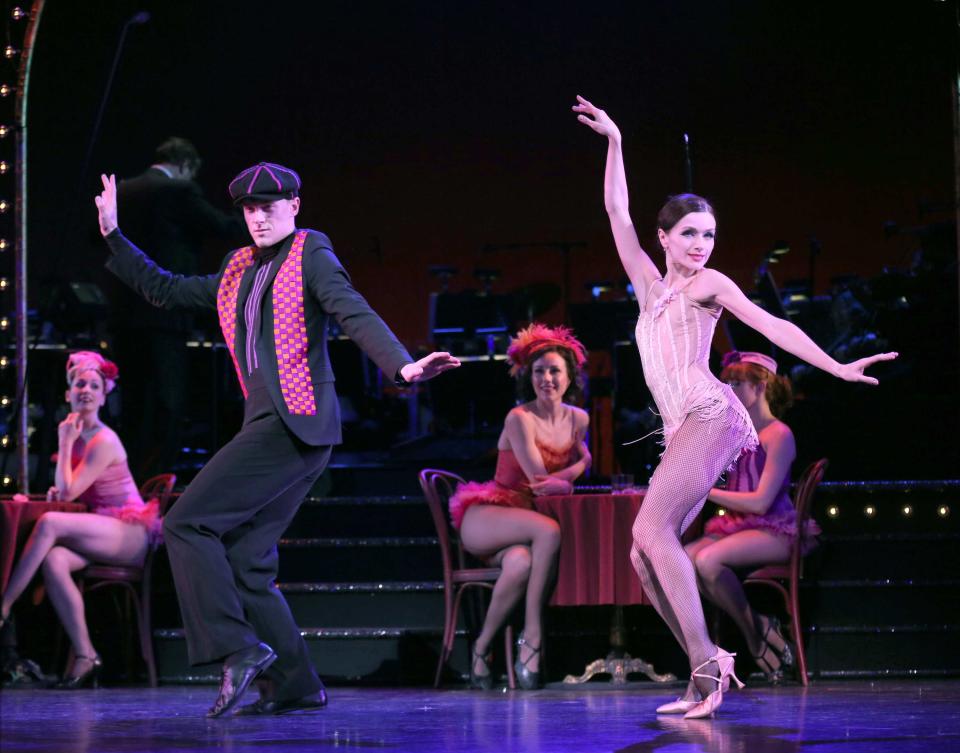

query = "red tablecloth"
[[533, 492, 649, 607], [0, 499, 86, 592]]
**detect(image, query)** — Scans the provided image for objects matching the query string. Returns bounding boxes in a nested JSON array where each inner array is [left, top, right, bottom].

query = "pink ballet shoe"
[[655, 697, 700, 714], [683, 648, 745, 719]]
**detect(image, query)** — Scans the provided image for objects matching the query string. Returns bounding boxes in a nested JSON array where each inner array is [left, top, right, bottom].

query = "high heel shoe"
[[514, 632, 542, 690], [754, 615, 795, 682], [655, 697, 700, 714], [469, 644, 493, 690], [683, 648, 744, 719], [54, 655, 103, 690]]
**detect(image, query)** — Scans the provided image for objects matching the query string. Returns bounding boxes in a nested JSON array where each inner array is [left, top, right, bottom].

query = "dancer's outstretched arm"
[[573, 95, 663, 307], [700, 269, 897, 384]]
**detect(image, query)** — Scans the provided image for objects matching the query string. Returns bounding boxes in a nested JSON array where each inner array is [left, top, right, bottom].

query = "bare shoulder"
[[88, 426, 125, 460], [761, 419, 796, 451], [506, 404, 536, 428], [569, 405, 590, 429]]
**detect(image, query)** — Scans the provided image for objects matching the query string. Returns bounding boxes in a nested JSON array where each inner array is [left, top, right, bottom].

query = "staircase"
[[151, 477, 960, 684]]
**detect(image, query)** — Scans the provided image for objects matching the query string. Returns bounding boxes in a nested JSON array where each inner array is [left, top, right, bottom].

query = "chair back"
[[139, 473, 177, 516], [419, 468, 467, 590], [791, 458, 828, 579]]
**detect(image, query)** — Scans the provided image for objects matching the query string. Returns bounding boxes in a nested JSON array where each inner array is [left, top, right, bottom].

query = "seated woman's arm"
[[54, 420, 123, 502], [503, 410, 571, 496], [543, 408, 592, 483], [707, 422, 796, 516]]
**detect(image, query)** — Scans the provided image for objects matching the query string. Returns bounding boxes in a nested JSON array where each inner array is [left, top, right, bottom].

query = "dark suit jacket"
[[114, 167, 245, 332], [105, 228, 412, 446]]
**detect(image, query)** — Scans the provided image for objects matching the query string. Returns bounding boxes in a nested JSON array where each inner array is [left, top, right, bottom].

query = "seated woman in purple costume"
[[449, 324, 591, 689], [0, 352, 161, 688], [685, 351, 820, 682]]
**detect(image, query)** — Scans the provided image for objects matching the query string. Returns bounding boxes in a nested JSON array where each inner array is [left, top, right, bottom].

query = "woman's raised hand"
[[834, 352, 899, 385], [94, 173, 118, 237], [572, 95, 621, 142], [57, 413, 83, 445]]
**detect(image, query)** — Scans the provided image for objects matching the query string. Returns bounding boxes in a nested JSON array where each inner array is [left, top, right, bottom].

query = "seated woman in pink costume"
[[0, 352, 160, 688], [449, 324, 591, 690], [684, 351, 820, 683]]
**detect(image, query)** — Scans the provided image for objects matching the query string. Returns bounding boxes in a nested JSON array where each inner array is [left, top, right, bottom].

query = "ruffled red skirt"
[[448, 481, 533, 530]]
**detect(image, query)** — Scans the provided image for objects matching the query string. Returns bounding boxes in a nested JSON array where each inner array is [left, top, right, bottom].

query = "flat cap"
[[228, 162, 301, 205]]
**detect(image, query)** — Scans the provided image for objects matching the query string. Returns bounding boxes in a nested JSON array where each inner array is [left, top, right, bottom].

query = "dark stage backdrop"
[[16, 0, 959, 475]]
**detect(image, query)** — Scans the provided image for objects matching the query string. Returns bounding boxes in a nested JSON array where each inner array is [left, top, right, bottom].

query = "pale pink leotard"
[[635, 277, 758, 460]]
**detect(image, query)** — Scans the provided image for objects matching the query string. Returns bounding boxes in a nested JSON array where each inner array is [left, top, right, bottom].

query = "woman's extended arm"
[[708, 422, 796, 515], [573, 96, 663, 305], [703, 269, 898, 384]]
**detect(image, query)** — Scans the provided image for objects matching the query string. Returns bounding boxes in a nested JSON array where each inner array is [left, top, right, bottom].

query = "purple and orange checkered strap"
[[272, 231, 317, 416], [216, 246, 257, 398]]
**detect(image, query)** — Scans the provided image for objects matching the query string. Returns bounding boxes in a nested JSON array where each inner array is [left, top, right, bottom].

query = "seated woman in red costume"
[[0, 352, 161, 688], [684, 351, 820, 685], [449, 324, 591, 690]]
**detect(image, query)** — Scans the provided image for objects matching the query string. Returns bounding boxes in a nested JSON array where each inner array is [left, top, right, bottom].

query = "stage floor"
[[2, 680, 958, 752]]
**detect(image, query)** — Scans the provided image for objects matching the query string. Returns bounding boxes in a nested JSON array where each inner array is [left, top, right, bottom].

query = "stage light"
[[3, 46, 17, 60], [0, 278, 8, 290], [901, 505, 913, 517], [938, 505, 950, 518], [0, 162, 9, 174], [1, 475, 11, 486], [1, 436, 9, 448], [0, 200, 9, 213], [0, 355, 8, 368], [864, 505, 876, 518], [0, 84, 13, 98], [717, 509, 726, 517], [826, 505, 839, 518], [0, 239, 7, 250], [0, 396, 9, 407], [0, 317, 8, 330], [11, 7, 25, 21], [0, 125, 9, 138]]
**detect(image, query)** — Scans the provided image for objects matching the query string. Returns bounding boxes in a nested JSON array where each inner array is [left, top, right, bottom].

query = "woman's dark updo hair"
[[517, 346, 585, 405], [656, 193, 715, 232]]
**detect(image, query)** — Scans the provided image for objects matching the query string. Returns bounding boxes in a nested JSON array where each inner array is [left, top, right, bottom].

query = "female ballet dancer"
[[574, 95, 896, 718]]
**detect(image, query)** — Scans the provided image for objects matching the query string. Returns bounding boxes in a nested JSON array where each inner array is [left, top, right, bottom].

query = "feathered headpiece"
[[506, 323, 587, 377], [66, 351, 119, 394], [721, 350, 778, 374]]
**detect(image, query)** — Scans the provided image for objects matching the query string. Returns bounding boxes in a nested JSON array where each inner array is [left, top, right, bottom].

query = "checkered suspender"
[[216, 246, 256, 398], [272, 231, 317, 415]]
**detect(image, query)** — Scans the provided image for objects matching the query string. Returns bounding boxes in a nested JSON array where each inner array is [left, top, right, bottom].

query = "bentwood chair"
[[419, 469, 516, 689], [78, 473, 177, 687], [742, 458, 829, 686]]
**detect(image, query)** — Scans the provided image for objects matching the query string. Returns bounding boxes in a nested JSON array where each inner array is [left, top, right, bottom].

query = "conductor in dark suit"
[[114, 137, 245, 477], [94, 164, 459, 717]]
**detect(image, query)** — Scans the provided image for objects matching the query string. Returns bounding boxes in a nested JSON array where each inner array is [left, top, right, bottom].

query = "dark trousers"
[[162, 385, 331, 700]]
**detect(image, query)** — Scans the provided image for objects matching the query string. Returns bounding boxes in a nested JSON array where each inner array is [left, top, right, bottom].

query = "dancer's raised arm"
[[700, 269, 897, 385], [573, 95, 662, 305]]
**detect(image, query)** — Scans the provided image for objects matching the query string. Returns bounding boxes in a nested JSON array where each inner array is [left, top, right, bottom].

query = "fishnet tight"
[[630, 408, 748, 675]]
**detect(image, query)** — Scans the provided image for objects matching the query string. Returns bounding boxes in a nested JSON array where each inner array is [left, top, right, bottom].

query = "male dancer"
[[94, 164, 459, 717]]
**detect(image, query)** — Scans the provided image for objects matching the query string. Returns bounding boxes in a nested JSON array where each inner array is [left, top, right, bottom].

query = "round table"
[[533, 491, 676, 684]]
